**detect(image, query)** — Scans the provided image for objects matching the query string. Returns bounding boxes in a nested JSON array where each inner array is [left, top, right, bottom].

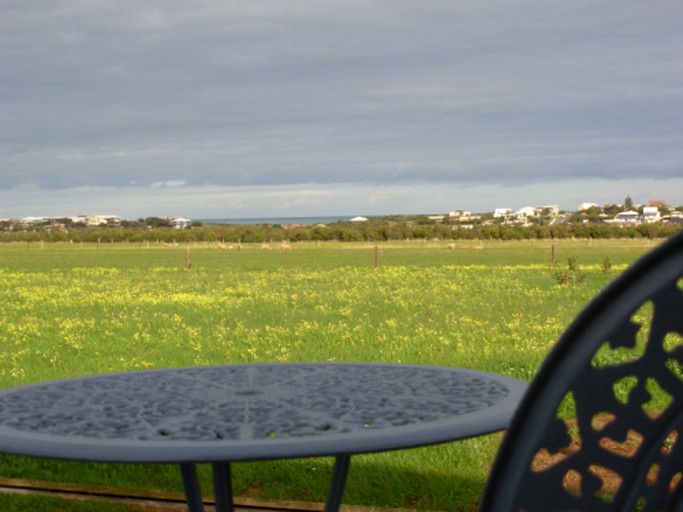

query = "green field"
[[0, 239, 661, 510]]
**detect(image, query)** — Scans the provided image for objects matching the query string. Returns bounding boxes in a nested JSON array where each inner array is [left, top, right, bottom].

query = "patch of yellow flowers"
[[0, 264, 619, 387]]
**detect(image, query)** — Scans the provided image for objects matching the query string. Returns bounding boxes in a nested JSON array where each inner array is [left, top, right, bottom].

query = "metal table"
[[0, 363, 527, 511]]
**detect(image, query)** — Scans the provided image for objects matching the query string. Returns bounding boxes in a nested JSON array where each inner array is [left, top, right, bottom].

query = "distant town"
[[1, 197, 682, 243], [3, 197, 683, 230]]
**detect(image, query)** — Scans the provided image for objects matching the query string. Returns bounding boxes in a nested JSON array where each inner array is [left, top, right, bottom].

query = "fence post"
[[185, 246, 191, 269], [374, 243, 379, 269]]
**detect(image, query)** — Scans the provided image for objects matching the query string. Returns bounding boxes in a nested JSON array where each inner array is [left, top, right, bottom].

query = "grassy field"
[[0, 239, 660, 510]]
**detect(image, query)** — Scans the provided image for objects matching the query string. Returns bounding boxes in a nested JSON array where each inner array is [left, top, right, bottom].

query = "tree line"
[[2, 217, 681, 244]]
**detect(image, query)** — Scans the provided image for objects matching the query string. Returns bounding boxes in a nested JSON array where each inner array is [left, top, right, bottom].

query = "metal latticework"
[[0, 362, 526, 464], [482, 231, 683, 512], [0, 364, 510, 442]]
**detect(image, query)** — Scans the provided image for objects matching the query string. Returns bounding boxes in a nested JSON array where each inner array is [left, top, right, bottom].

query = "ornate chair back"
[[481, 231, 683, 511]]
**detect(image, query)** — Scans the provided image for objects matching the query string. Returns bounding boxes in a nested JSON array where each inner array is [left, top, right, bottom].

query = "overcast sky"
[[2, 1, 682, 219]]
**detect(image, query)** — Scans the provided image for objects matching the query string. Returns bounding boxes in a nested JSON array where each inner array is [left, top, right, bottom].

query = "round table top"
[[0, 363, 527, 463]]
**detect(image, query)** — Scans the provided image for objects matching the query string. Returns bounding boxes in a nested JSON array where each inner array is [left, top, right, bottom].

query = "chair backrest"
[[481, 231, 683, 512]]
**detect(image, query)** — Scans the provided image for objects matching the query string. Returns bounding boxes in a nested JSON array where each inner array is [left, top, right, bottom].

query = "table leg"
[[180, 463, 205, 512], [212, 462, 234, 512], [324, 455, 351, 512]]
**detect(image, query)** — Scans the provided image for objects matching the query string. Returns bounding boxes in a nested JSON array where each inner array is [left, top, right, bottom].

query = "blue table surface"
[[0, 362, 528, 463]]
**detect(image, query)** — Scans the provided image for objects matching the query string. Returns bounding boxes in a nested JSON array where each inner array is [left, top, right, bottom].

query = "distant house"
[[493, 208, 512, 218], [350, 216, 368, 222], [540, 205, 560, 217], [663, 212, 683, 224], [449, 210, 480, 223], [613, 211, 639, 224], [449, 210, 471, 219], [516, 206, 536, 218], [87, 215, 121, 226], [642, 207, 660, 223], [170, 217, 193, 229], [20, 216, 48, 225], [70, 215, 89, 225]]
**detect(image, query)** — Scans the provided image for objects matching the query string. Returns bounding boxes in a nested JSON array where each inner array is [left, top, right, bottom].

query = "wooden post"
[[374, 243, 379, 269], [185, 246, 191, 269], [551, 244, 556, 266]]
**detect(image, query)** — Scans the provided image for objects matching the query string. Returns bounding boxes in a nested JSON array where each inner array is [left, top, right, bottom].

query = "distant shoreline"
[[199, 216, 353, 225]]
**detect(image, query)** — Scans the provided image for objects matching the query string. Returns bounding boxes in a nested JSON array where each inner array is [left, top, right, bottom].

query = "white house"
[[540, 205, 560, 216], [613, 211, 639, 224], [449, 210, 472, 219], [516, 206, 536, 218], [642, 207, 660, 223], [493, 208, 512, 218], [20, 216, 48, 225], [170, 217, 193, 229], [350, 216, 368, 222], [87, 215, 121, 226], [70, 215, 89, 225]]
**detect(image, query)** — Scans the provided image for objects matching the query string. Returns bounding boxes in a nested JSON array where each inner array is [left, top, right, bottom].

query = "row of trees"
[[2, 218, 682, 244]]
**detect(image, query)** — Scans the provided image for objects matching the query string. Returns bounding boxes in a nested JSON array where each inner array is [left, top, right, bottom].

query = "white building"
[[449, 210, 472, 218], [540, 205, 560, 216], [516, 206, 536, 218], [170, 217, 193, 229], [20, 216, 48, 225], [87, 215, 121, 226], [642, 207, 660, 223], [613, 211, 639, 224]]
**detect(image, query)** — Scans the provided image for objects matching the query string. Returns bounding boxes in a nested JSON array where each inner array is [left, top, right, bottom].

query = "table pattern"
[[0, 363, 527, 512], [0, 363, 512, 443]]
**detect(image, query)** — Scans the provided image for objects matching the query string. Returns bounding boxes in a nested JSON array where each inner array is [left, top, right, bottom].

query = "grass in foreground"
[[0, 239, 657, 510], [0, 494, 128, 512]]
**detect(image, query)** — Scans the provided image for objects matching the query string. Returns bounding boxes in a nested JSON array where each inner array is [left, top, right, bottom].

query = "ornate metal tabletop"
[[0, 363, 526, 463]]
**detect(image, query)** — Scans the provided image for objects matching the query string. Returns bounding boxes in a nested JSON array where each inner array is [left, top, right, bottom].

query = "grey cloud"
[[1, 0, 682, 205]]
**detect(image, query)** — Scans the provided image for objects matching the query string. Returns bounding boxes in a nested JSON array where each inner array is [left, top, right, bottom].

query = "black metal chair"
[[481, 231, 683, 511]]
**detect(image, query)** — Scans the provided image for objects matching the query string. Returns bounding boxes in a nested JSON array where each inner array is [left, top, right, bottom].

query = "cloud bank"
[[2, 1, 682, 217]]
